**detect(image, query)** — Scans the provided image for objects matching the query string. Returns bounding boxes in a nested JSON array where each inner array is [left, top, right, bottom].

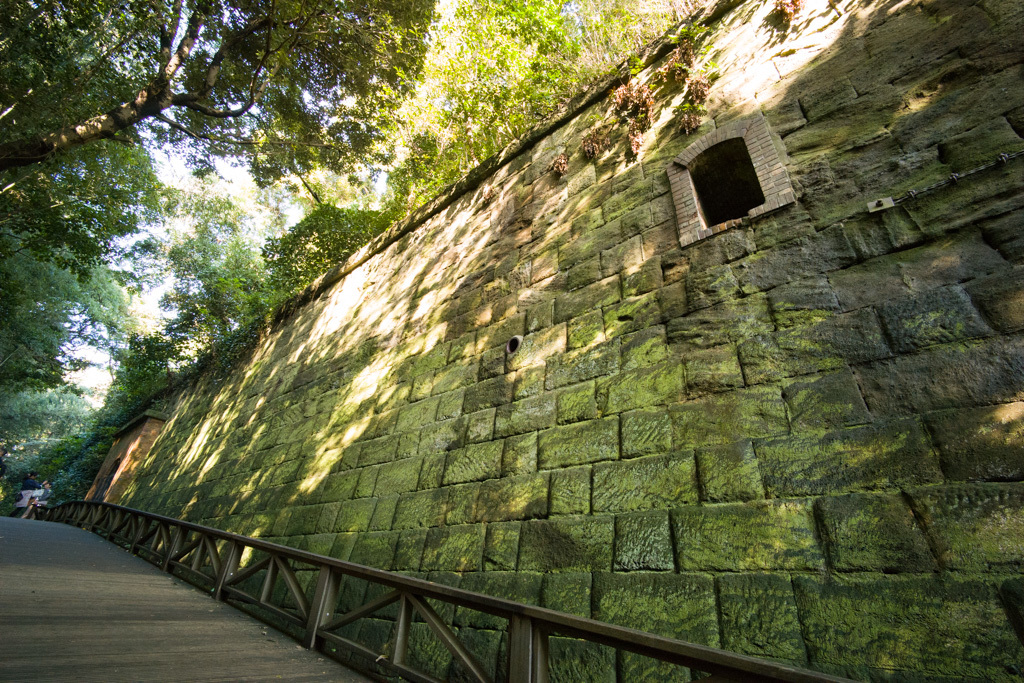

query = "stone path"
[[0, 517, 369, 682]]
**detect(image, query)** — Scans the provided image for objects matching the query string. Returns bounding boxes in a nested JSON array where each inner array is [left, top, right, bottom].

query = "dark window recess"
[[688, 138, 765, 226]]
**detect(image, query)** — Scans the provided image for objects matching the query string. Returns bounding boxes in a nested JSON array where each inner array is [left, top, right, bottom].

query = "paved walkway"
[[0, 517, 369, 682]]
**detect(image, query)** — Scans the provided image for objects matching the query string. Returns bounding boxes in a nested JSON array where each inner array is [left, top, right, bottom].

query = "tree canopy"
[[0, 0, 435, 178]]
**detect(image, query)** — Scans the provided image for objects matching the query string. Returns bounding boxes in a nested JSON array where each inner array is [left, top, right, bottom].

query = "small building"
[[86, 410, 167, 504]]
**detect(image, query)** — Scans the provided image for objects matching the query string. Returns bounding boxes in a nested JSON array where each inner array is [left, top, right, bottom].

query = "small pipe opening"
[[506, 335, 523, 355]]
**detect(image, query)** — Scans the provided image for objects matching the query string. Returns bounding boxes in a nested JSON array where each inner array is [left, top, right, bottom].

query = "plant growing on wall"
[[613, 81, 656, 154], [772, 0, 804, 24]]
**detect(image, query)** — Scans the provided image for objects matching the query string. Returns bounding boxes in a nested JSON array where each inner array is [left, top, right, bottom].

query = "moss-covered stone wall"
[[120, 0, 1024, 678]]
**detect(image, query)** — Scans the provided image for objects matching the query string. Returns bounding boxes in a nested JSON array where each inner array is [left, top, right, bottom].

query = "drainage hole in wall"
[[506, 335, 523, 354]]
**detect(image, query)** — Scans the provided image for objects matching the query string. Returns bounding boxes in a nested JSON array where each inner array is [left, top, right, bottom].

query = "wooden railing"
[[45, 501, 850, 683]]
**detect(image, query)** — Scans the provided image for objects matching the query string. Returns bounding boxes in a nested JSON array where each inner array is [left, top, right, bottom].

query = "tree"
[[0, 0, 435, 179]]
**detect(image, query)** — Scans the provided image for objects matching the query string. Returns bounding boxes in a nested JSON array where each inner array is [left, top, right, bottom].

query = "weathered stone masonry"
[[119, 0, 1024, 679]]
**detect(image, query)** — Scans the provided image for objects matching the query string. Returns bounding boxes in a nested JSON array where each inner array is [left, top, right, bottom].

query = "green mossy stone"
[[593, 571, 718, 644], [475, 472, 550, 522], [502, 432, 538, 476], [695, 440, 764, 502], [455, 572, 543, 629], [592, 451, 698, 514], [514, 365, 546, 400], [553, 276, 621, 325], [559, 223, 622, 271], [925, 403, 1024, 481], [620, 326, 670, 370], [613, 510, 674, 571], [672, 499, 824, 571], [911, 482, 1024, 572], [816, 492, 936, 572], [782, 370, 872, 432], [620, 408, 672, 457], [567, 310, 606, 349], [433, 361, 479, 396], [877, 285, 994, 353], [556, 381, 598, 424], [319, 471, 359, 503], [506, 323, 568, 372], [286, 504, 324, 536], [603, 292, 660, 339], [418, 417, 467, 456], [437, 388, 467, 420], [683, 344, 745, 396], [392, 488, 449, 530], [394, 528, 427, 570], [538, 416, 619, 469], [542, 572, 592, 618], [445, 482, 481, 525], [756, 418, 942, 497], [623, 257, 664, 298], [444, 441, 502, 485], [303, 533, 335, 556], [550, 466, 592, 515], [348, 531, 399, 570], [422, 524, 484, 572], [354, 466, 379, 498], [548, 638, 616, 683], [519, 516, 613, 572], [567, 256, 602, 291], [545, 340, 620, 389], [686, 264, 741, 311], [793, 575, 1024, 679], [484, 521, 521, 571], [449, 627, 503, 683], [406, 622, 453, 681], [495, 393, 558, 437], [667, 294, 773, 349], [329, 532, 357, 561], [397, 396, 441, 432], [717, 573, 807, 664], [374, 457, 423, 495], [597, 362, 683, 414], [465, 408, 497, 444]]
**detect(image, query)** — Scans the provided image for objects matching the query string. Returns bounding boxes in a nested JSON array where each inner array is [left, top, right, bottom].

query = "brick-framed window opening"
[[667, 112, 796, 247]]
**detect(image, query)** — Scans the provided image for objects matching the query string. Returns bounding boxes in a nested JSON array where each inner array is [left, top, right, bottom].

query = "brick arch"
[[666, 112, 796, 247]]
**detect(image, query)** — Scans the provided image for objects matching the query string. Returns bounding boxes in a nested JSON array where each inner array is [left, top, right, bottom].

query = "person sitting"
[[9, 471, 43, 517], [20, 480, 52, 519]]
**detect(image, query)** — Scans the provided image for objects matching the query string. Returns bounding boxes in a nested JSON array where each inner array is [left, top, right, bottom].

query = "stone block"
[[672, 499, 823, 571], [683, 344, 744, 396], [396, 396, 441, 432], [368, 494, 397, 530], [392, 489, 449, 530], [567, 310, 605, 349], [538, 417, 619, 469], [375, 457, 423, 495], [502, 432, 537, 476], [768, 275, 840, 329], [966, 266, 1024, 333], [436, 389, 465, 420], [421, 524, 484, 572], [757, 418, 941, 497], [695, 440, 765, 502], [559, 222, 621, 270], [793, 575, 1024, 680], [815, 492, 935, 572], [394, 528, 427, 570], [567, 256, 602, 291], [614, 510, 674, 571], [545, 340, 619, 389], [548, 639, 616, 683], [349, 531, 398, 570], [320, 471, 359, 503], [556, 380, 598, 424], [686, 264, 741, 311], [596, 362, 683, 414], [553, 276, 621, 325], [484, 521, 521, 571], [620, 326, 669, 371], [463, 375, 515, 413], [593, 572, 718, 646], [465, 408, 496, 444], [514, 365, 545, 400], [443, 441, 502, 486], [494, 393, 557, 437], [456, 572, 543, 629], [877, 286, 994, 353], [506, 323, 567, 372], [669, 294, 773, 351], [418, 452, 446, 490], [855, 335, 1024, 416], [592, 451, 698, 514], [733, 225, 858, 293], [604, 180, 654, 223], [474, 472, 549, 522], [657, 281, 688, 320], [718, 573, 806, 663], [519, 516, 613, 572], [357, 434, 400, 466], [602, 292, 661, 339], [782, 369, 872, 432], [445, 482, 481, 525], [671, 385, 789, 449], [431, 361, 479, 396], [600, 235, 643, 277], [418, 417, 466, 456], [925, 403, 1024, 481], [335, 498, 377, 532], [479, 346, 506, 379], [622, 257, 664, 297], [621, 408, 672, 457], [550, 466, 591, 515], [542, 572, 591, 618], [910, 483, 1024, 572]]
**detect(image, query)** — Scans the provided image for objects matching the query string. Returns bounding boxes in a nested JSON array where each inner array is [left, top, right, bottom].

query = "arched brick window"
[[667, 112, 795, 247]]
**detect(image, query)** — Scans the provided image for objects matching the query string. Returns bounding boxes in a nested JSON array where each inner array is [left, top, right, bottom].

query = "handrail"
[[44, 501, 852, 683]]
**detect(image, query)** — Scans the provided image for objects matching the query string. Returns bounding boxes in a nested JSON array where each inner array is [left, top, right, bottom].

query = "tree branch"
[[153, 113, 344, 152]]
